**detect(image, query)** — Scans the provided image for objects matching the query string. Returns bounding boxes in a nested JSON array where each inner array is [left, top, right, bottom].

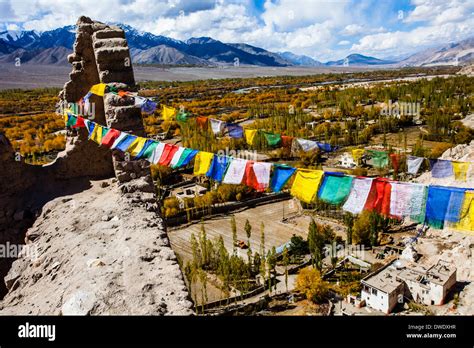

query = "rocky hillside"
[[0, 179, 192, 315]]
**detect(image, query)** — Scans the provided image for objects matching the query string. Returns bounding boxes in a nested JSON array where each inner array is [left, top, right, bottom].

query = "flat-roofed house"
[[361, 260, 456, 314]]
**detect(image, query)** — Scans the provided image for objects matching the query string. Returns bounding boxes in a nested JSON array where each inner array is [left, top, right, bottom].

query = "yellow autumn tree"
[[295, 267, 329, 304]]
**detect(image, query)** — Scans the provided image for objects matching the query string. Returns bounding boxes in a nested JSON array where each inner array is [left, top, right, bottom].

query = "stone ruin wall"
[[0, 16, 177, 300]]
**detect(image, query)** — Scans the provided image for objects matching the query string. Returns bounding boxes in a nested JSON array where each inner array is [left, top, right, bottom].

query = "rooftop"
[[362, 259, 456, 293]]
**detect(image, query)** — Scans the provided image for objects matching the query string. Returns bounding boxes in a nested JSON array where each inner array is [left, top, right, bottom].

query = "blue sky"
[[1, 0, 473, 61]]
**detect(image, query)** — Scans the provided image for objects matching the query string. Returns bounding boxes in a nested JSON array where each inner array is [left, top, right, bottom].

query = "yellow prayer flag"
[[454, 191, 474, 233], [244, 129, 258, 146], [193, 151, 214, 175], [352, 149, 365, 162], [90, 83, 107, 97], [162, 105, 177, 121], [90, 124, 103, 144], [452, 161, 470, 181], [290, 169, 324, 203], [127, 137, 148, 157]]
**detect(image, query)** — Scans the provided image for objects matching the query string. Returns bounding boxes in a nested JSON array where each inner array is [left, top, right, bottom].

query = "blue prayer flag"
[[206, 155, 230, 182], [425, 186, 465, 228], [227, 123, 244, 138], [270, 164, 296, 192], [115, 134, 137, 152], [430, 159, 454, 178]]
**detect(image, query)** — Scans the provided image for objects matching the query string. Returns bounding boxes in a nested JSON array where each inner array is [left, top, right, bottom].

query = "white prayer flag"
[[342, 177, 374, 214]]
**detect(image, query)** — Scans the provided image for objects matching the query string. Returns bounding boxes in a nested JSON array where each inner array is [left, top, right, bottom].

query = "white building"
[[361, 260, 456, 314], [169, 183, 208, 208], [337, 152, 357, 168]]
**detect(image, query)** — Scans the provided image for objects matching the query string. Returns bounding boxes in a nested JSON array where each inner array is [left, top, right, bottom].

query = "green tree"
[[343, 213, 354, 245], [230, 215, 237, 255], [283, 247, 289, 293]]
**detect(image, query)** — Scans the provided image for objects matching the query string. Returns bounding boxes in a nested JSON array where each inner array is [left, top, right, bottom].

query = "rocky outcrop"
[[0, 16, 192, 314]]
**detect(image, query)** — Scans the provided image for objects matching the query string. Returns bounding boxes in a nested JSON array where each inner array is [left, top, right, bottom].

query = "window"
[[372, 288, 378, 295]]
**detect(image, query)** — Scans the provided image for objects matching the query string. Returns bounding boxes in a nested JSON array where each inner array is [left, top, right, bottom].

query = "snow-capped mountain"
[[1, 23, 472, 68]]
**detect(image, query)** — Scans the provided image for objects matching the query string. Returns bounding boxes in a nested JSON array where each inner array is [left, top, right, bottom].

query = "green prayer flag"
[[177, 112, 188, 122], [66, 114, 77, 127], [142, 141, 159, 160], [101, 127, 109, 138], [263, 131, 281, 147], [318, 174, 353, 205], [368, 150, 389, 168], [173, 148, 194, 168]]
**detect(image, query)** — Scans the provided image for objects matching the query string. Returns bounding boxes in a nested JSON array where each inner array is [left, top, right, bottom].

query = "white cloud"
[[0, 0, 472, 62], [351, 15, 474, 56]]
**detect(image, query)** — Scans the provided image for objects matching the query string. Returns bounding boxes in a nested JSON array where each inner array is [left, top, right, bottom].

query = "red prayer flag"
[[158, 144, 179, 166], [390, 153, 401, 172], [281, 135, 294, 148], [118, 90, 129, 98], [363, 178, 392, 217], [196, 116, 208, 129], [72, 116, 86, 129], [101, 129, 121, 148], [244, 161, 259, 191]]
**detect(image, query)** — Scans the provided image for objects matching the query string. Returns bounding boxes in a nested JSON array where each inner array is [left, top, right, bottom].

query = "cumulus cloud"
[[0, 0, 472, 62]]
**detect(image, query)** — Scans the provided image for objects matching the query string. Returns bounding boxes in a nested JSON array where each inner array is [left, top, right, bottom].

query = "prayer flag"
[[317, 142, 333, 152], [296, 139, 319, 152], [425, 186, 465, 229], [72, 116, 86, 129], [351, 149, 365, 163], [245, 161, 272, 192], [194, 151, 214, 175], [172, 148, 195, 168], [90, 83, 107, 97], [368, 150, 389, 169], [115, 134, 137, 152], [262, 132, 281, 147], [178, 149, 198, 167], [270, 164, 296, 192], [227, 123, 244, 138], [452, 161, 469, 181], [342, 177, 374, 214], [135, 139, 155, 159], [159, 144, 179, 166], [162, 105, 177, 121], [66, 113, 77, 127], [101, 129, 121, 148], [210, 119, 226, 135], [206, 155, 230, 182], [126, 137, 148, 157], [430, 159, 454, 178], [290, 169, 324, 204], [390, 153, 401, 172], [364, 178, 392, 216], [142, 99, 157, 114], [222, 158, 248, 184], [281, 135, 294, 148], [177, 112, 188, 122], [196, 116, 209, 129], [407, 155, 424, 175], [169, 147, 186, 168], [245, 129, 258, 146], [318, 173, 353, 205], [90, 124, 105, 144], [454, 191, 474, 232], [149, 142, 166, 164]]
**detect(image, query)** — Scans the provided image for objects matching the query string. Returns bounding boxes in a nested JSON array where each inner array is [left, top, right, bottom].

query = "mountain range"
[[0, 23, 473, 68]]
